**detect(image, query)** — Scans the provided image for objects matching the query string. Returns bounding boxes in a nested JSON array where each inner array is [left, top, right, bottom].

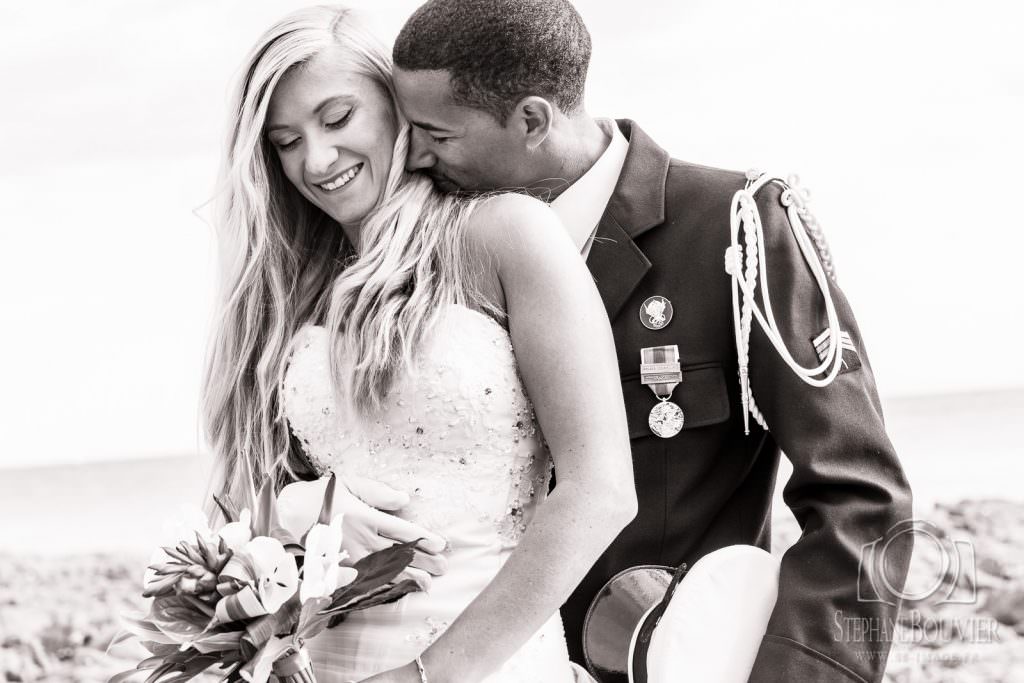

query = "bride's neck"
[[340, 222, 360, 253]]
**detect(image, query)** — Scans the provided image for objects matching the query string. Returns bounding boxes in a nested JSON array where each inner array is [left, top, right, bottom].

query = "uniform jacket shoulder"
[[664, 158, 749, 208]]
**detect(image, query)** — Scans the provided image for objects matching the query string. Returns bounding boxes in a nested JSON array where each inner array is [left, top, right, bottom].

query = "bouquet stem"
[[272, 642, 316, 683]]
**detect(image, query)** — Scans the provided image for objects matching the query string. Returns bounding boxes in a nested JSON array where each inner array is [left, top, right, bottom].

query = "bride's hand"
[[357, 661, 421, 683], [277, 475, 449, 588], [340, 475, 450, 585]]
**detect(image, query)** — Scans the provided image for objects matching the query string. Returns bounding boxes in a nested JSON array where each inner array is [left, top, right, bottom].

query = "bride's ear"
[[514, 96, 553, 150]]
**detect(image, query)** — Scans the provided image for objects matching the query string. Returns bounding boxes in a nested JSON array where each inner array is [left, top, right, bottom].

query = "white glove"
[[277, 475, 448, 591]]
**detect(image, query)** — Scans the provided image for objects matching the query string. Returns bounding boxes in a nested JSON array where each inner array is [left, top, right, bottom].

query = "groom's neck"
[[524, 114, 609, 201]]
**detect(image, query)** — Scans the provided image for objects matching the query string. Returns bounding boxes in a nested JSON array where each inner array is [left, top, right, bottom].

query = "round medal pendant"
[[640, 296, 673, 330], [649, 400, 684, 438]]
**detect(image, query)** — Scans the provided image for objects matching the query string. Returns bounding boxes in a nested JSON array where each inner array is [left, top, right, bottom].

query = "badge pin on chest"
[[640, 296, 673, 330]]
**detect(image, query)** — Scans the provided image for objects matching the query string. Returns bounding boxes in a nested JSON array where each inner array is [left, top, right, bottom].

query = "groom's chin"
[[426, 173, 466, 195]]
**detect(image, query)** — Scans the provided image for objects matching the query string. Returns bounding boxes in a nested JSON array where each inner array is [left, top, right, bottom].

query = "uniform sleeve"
[[743, 181, 914, 683]]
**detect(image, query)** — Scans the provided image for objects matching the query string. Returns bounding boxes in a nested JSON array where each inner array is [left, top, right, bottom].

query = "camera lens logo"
[[858, 519, 976, 607]]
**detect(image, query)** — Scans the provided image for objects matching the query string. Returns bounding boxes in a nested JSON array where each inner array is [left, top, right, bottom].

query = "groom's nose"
[[406, 131, 437, 172]]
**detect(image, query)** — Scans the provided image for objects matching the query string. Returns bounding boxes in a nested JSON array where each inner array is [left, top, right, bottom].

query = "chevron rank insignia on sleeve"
[[811, 328, 862, 374]]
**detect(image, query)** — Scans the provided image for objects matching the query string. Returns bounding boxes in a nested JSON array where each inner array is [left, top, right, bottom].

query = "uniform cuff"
[[747, 635, 870, 683]]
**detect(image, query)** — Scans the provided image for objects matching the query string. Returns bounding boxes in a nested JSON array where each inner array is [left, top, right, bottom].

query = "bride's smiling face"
[[266, 45, 397, 229]]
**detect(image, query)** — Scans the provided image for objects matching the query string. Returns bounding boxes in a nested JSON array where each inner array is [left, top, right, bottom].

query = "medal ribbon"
[[640, 345, 682, 399]]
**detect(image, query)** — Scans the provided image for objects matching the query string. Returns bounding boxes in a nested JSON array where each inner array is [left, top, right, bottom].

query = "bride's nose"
[[305, 138, 340, 178]]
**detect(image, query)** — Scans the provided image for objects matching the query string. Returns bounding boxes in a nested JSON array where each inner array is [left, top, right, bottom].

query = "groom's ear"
[[513, 96, 553, 150]]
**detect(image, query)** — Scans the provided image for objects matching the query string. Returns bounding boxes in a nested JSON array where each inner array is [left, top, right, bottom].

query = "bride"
[[199, 5, 635, 682]]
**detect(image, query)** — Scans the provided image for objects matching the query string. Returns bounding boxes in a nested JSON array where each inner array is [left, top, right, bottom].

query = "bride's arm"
[[363, 193, 637, 682]]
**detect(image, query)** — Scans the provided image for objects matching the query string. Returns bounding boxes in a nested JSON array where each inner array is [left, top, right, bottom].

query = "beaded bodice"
[[281, 304, 552, 548]]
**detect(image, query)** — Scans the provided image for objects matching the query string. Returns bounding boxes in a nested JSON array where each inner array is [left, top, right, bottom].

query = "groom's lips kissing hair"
[[427, 171, 462, 193]]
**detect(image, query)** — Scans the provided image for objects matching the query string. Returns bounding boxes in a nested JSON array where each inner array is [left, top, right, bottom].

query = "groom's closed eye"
[[412, 121, 453, 139]]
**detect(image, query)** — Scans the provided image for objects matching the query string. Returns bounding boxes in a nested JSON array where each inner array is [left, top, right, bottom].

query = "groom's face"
[[394, 68, 533, 193]]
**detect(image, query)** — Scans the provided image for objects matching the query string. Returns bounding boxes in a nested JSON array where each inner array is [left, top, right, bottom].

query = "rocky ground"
[[0, 550, 148, 682], [2, 499, 1022, 682], [773, 499, 1024, 683]]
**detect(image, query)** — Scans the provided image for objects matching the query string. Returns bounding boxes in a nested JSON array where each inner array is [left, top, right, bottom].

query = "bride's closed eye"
[[267, 109, 354, 151], [324, 108, 354, 129], [271, 135, 300, 151]]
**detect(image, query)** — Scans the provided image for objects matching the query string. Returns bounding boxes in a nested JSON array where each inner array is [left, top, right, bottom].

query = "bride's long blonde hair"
[[199, 5, 486, 522]]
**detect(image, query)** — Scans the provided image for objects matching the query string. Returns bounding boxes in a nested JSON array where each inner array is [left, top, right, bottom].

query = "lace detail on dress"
[[281, 304, 552, 547]]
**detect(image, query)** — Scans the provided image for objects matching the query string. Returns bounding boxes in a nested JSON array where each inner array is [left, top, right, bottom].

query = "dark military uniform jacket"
[[559, 119, 914, 683]]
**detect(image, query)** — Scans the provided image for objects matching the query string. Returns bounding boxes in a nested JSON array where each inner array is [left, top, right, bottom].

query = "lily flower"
[[276, 478, 330, 541], [218, 508, 253, 552], [300, 514, 358, 603], [246, 536, 299, 613]]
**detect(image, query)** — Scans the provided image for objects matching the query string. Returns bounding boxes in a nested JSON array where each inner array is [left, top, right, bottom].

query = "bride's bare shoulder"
[[464, 192, 568, 261], [459, 193, 563, 315]]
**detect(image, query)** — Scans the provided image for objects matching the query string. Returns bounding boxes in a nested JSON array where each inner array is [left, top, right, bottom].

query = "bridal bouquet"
[[109, 473, 422, 683]]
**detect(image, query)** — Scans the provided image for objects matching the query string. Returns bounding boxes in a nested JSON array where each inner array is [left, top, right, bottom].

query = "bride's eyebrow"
[[312, 94, 356, 115], [267, 95, 357, 132]]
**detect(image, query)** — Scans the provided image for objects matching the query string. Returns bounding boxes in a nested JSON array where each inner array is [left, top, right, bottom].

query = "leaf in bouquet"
[[250, 480, 275, 538], [134, 654, 166, 670], [177, 541, 208, 567], [213, 493, 240, 524], [143, 572, 181, 599], [140, 642, 185, 657], [121, 615, 186, 645], [163, 648, 202, 666], [156, 653, 223, 683], [294, 597, 332, 640], [217, 664, 244, 683], [252, 480, 304, 552], [196, 529, 221, 568], [181, 594, 216, 619], [323, 540, 418, 609], [187, 631, 244, 655], [317, 472, 338, 526], [238, 634, 294, 683], [144, 662, 177, 683], [324, 578, 422, 617], [107, 627, 136, 652], [110, 668, 147, 683], [207, 661, 243, 683], [148, 561, 185, 576], [152, 596, 212, 635], [238, 637, 258, 662], [241, 596, 300, 650], [161, 545, 194, 565], [326, 612, 347, 629]]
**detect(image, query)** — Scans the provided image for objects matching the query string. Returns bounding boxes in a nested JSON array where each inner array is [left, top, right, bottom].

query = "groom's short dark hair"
[[393, 0, 591, 123]]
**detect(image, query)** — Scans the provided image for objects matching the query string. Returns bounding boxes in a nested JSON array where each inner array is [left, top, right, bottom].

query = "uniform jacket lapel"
[[586, 120, 671, 321]]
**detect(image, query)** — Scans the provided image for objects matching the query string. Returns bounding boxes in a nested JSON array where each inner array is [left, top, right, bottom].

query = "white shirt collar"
[[549, 118, 629, 253]]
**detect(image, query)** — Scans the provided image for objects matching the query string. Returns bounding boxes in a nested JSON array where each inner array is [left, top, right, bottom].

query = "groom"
[[345, 1, 913, 681]]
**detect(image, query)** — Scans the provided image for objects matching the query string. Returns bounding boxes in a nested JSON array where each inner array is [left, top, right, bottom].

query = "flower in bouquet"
[[299, 514, 358, 603]]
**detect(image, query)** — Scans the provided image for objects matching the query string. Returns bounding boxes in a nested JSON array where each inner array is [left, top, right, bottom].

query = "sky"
[[1, 0, 1021, 468]]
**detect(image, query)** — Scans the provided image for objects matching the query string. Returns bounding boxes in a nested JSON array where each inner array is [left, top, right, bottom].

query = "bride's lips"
[[312, 162, 364, 194]]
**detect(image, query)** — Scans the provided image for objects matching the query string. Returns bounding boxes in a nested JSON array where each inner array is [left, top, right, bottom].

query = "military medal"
[[640, 345, 684, 438], [640, 296, 673, 330]]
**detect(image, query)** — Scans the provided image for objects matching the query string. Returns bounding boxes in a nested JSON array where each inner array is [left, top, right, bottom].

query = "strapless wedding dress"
[[281, 304, 581, 682]]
